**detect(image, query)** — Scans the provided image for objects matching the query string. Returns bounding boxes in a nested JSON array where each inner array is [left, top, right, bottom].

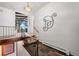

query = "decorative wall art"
[[2, 43, 14, 56], [43, 12, 57, 31]]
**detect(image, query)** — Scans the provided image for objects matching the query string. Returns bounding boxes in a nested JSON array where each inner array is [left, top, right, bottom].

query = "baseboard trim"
[[39, 40, 73, 56]]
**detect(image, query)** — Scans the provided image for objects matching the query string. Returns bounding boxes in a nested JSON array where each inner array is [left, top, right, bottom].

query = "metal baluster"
[[10, 27, 11, 36], [12, 27, 13, 36], [11, 27, 12, 36], [15, 42, 18, 56], [0, 26, 1, 38], [5, 27, 7, 37], [3, 26, 4, 38], [6, 27, 7, 37]]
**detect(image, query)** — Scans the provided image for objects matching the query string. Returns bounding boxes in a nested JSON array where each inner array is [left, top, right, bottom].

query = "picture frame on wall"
[[2, 43, 14, 56]]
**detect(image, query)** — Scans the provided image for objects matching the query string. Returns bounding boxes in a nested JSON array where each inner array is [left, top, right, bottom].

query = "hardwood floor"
[[23, 41, 66, 56]]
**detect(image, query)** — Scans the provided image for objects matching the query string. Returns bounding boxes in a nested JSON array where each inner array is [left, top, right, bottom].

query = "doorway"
[[15, 12, 28, 33]]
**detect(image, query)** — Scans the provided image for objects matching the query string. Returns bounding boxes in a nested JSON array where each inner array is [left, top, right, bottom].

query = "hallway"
[[0, 2, 79, 56]]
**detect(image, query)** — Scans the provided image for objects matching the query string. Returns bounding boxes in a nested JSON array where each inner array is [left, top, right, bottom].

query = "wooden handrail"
[[34, 26, 39, 33]]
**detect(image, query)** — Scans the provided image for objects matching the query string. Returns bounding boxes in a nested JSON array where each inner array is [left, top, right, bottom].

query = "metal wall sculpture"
[[43, 12, 57, 31]]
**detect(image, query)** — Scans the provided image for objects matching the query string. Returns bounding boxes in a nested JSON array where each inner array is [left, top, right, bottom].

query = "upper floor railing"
[[0, 26, 15, 39]]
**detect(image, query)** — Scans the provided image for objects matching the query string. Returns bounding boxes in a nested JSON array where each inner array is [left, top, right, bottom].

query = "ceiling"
[[0, 2, 49, 15]]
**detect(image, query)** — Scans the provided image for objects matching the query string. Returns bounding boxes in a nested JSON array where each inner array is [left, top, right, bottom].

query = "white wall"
[[34, 2, 79, 55], [0, 7, 15, 26], [28, 15, 34, 33], [0, 7, 15, 36]]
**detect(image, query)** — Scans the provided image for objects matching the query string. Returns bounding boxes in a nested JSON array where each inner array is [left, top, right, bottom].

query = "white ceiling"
[[0, 2, 49, 15]]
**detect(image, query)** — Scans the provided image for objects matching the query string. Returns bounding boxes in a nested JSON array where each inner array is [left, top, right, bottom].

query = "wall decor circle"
[[43, 12, 57, 31]]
